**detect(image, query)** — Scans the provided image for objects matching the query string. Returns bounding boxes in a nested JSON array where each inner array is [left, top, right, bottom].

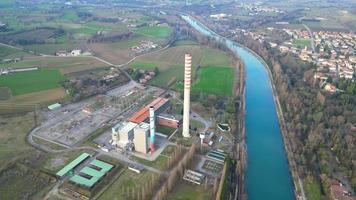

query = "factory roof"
[[135, 122, 150, 131], [112, 121, 137, 133], [157, 113, 183, 121], [81, 166, 105, 178], [48, 103, 61, 110], [89, 159, 114, 172], [56, 153, 90, 177], [70, 174, 100, 188], [129, 97, 169, 123]]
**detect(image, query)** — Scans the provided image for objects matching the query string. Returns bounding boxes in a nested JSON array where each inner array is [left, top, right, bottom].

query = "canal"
[[182, 15, 295, 200]]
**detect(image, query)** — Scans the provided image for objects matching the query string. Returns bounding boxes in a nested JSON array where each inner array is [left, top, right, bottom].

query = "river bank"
[[182, 14, 297, 200]]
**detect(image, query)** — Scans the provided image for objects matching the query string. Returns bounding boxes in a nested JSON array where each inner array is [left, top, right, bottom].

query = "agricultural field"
[[192, 67, 235, 97], [134, 25, 173, 38], [301, 8, 356, 31], [0, 45, 31, 59], [89, 33, 168, 64], [1, 88, 67, 105], [131, 43, 234, 87], [0, 56, 110, 74], [0, 69, 65, 96]]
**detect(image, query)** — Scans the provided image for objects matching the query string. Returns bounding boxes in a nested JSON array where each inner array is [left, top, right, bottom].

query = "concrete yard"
[[31, 83, 164, 147]]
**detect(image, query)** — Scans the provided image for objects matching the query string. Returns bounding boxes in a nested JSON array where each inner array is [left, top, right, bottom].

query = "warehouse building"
[[69, 159, 114, 188], [157, 113, 182, 129], [129, 97, 170, 123]]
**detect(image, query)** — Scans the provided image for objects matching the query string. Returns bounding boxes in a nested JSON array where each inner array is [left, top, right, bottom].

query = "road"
[[174, 92, 212, 132]]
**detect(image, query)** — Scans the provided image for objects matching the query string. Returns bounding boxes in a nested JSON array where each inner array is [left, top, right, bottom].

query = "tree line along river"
[[181, 14, 295, 200]]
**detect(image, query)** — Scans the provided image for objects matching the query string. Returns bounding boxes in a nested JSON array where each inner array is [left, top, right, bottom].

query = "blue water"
[[182, 15, 295, 200]]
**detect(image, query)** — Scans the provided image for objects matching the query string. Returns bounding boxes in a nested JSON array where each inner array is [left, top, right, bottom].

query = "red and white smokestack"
[[149, 106, 156, 153], [182, 53, 192, 138]]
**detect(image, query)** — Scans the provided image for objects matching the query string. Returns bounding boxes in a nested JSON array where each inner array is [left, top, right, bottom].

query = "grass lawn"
[[292, 39, 311, 48], [23, 43, 79, 55], [98, 169, 155, 200], [131, 155, 168, 170], [0, 45, 31, 59], [156, 125, 176, 136], [166, 180, 213, 200], [161, 145, 177, 156], [305, 180, 322, 200], [200, 48, 233, 67], [130, 61, 157, 70], [0, 113, 36, 169], [0, 69, 65, 96], [192, 66, 234, 96], [134, 26, 172, 38]]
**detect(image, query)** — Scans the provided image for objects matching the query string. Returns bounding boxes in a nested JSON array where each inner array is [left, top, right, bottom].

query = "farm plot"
[[0, 44, 31, 59], [0, 69, 65, 96], [0, 57, 110, 74], [131, 43, 234, 88], [134, 25, 172, 38]]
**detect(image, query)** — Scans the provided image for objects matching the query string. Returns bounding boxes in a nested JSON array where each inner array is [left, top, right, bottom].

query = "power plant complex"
[[110, 54, 193, 154]]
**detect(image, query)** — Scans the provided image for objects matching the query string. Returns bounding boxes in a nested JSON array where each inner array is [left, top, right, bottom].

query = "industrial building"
[[157, 113, 182, 129], [206, 150, 227, 164], [56, 153, 91, 178], [183, 170, 205, 185], [111, 121, 137, 145], [69, 159, 114, 188], [133, 122, 150, 154], [128, 97, 170, 123], [111, 121, 151, 154]]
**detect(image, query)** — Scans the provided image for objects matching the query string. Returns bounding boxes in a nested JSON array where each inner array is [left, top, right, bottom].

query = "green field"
[[0, 57, 110, 74], [0, 113, 36, 169], [292, 39, 311, 48], [166, 180, 213, 200], [0, 45, 31, 59], [0, 69, 65, 96], [98, 169, 155, 200], [131, 43, 234, 88], [132, 155, 168, 170], [305, 180, 322, 200], [134, 26, 172, 38], [191, 66, 234, 96]]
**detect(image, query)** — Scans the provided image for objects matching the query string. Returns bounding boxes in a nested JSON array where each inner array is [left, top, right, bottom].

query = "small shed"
[[48, 103, 62, 110]]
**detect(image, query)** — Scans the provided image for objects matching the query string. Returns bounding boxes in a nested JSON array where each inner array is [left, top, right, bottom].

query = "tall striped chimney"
[[182, 53, 192, 138], [149, 106, 156, 153]]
